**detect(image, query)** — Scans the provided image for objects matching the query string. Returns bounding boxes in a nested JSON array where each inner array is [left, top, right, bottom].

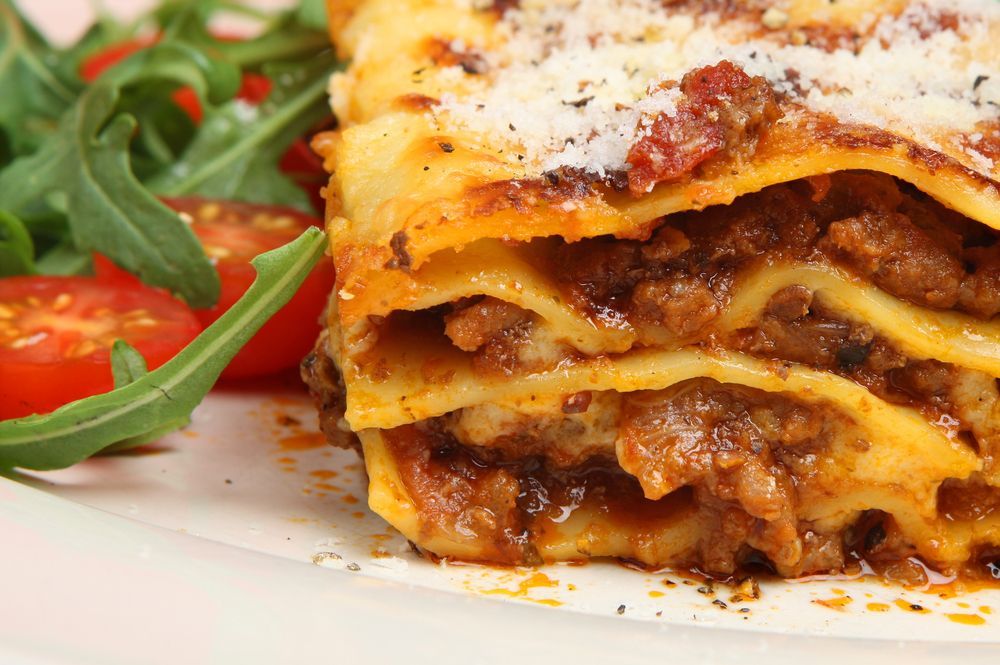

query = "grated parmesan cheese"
[[434, 0, 1000, 178]]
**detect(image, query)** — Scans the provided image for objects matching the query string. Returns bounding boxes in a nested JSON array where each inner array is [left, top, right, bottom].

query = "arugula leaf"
[[0, 41, 242, 306], [0, 210, 34, 276], [0, 226, 327, 471], [111, 341, 149, 389], [296, 0, 331, 32], [0, 0, 80, 157], [33, 240, 90, 276], [207, 15, 332, 68], [147, 54, 338, 210]]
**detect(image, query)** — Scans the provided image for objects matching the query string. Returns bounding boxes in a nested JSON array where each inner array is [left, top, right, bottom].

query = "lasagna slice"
[[306, 0, 1000, 580]]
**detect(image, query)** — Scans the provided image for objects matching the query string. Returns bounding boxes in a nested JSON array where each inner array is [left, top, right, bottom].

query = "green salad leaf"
[[0, 80, 222, 307], [0, 227, 327, 471], [0, 210, 34, 276], [0, 0, 80, 158], [0, 0, 336, 302], [296, 0, 330, 32], [206, 13, 332, 68], [148, 54, 339, 210], [111, 340, 149, 389]]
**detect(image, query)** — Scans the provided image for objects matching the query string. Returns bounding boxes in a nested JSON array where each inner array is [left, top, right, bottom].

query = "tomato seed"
[[10, 333, 47, 349], [52, 293, 73, 312], [69, 340, 98, 358], [204, 244, 233, 259], [95, 334, 118, 349], [252, 213, 296, 231], [198, 203, 222, 221], [124, 318, 158, 329]]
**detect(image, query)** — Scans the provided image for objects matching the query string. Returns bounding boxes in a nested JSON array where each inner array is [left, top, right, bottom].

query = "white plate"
[[3, 381, 999, 664], [5, 3, 999, 663]]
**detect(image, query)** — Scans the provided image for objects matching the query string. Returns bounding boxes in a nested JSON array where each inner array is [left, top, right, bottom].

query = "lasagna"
[[305, 0, 1000, 581]]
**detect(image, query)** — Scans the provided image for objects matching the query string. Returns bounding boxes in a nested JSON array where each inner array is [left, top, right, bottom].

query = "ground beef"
[[444, 297, 531, 352], [441, 297, 541, 377], [796, 528, 847, 575], [743, 286, 876, 368], [383, 425, 538, 564], [552, 172, 1000, 335], [849, 512, 927, 585], [300, 331, 360, 453], [472, 324, 534, 376], [888, 359, 957, 408], [553, 239, 642, 319], [938, 478, 1000, 522], [628, 274, 721, 337], [820, 211, 965, 309], [616, 379, 836, 574], [640, 226, 691, 263], [959, 245, 1000, 318], [733, 288, 992, 420]]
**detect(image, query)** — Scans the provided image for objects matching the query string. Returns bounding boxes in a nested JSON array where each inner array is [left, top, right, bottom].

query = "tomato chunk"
[[165, 197, 334, 380], [0, 277, 201, 420]]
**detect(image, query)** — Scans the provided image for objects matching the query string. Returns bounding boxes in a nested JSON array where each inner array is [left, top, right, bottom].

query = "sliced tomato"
[[0, 276, 201, 420], [164, 197, 333, 380]]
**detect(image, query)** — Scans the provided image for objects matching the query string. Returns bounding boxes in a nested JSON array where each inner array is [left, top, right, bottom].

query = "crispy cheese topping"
[[434, 0, 999, 179]]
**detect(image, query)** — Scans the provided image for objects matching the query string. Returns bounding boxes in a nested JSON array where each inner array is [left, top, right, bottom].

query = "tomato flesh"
[[0, 277, 201, 420], [165, 198, 333, 380]]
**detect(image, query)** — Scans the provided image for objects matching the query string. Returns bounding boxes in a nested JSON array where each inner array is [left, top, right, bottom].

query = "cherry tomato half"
[[93, 198, 333, 379], [165, 198, 333, 379], [169, 198, 332, 380], [0, 276, 201, 420]]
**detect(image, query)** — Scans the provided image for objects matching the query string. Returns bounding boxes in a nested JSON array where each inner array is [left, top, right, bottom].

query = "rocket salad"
[[0, 0, 339, 469]]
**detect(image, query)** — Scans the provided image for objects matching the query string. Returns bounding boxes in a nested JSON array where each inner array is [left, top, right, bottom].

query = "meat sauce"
[[390, 378, 873, 577], [555, 172, 1000, 328], [626, 61, 782, 195], [617, 381, 842, 575], [438, 173, 1000, 467], [445, 173, 1000, 379], [381, 421, 717, 570], [301, 333, 1000, 582], [377, 410, 1000, 581]]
